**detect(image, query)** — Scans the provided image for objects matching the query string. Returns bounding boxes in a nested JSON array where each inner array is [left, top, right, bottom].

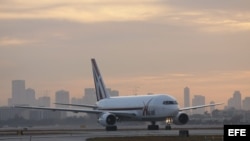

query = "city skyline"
[[1, 80, 249, 123], [4, 79, 250, 111], [0, 1, 249, 106]]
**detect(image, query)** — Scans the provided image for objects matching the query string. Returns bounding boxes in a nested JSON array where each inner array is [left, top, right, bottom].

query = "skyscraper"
[[192, 95, 205, 114], [37, 96, 51, 107], [184, 87, 190, 108], [83, 88, 96, 105], [233, 91, 241, 110], [55, 90, 70, 118], [227, 91, 242, 110], [26, 88, 36, 106], [242, 97, 250, 111], [11, 80, 26, 105], [184, 87, 190, 115], [55, 90, 70, 106]]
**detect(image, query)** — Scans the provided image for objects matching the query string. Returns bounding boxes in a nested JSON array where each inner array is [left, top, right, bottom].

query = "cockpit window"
[[163, 101, 178, 105]]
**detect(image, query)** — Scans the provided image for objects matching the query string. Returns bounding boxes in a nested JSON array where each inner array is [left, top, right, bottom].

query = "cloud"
[[0, 0, 164, 23], [154, 0, 250, 32], [0, 37, 37, 46], [1, 0, 250, 32], [165, 0, 250, 11], [190, 11, 250, 32], [0, 0, 249, 106]]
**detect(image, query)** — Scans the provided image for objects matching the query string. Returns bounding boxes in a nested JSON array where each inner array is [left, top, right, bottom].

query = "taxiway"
[[0, 128, 223, 141]]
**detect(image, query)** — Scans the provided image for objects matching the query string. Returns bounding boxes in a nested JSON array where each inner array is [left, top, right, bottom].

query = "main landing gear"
[[147, 121, 172, 130], [106, 125, 117, 131], [165, 124, 172, 130], [147, 121, 159, 130]]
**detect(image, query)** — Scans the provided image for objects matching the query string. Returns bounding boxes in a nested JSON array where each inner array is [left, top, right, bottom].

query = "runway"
[[0, 128, 223, 141]]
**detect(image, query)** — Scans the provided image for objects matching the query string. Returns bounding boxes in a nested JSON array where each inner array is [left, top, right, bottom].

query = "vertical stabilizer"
[[91, 58, 110, 101]]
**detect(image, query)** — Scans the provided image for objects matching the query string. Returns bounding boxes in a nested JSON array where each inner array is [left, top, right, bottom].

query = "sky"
[[0, 0, 250, 107]]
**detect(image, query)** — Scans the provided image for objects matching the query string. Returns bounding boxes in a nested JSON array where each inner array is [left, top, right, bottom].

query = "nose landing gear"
[[165, 117, 172, 130]]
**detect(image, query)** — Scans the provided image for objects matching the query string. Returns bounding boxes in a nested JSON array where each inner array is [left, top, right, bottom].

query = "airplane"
[[15, 58, 223, 131]]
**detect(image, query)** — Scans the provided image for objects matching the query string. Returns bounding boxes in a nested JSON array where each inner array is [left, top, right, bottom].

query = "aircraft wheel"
[[106, 126, 117, 131], [165, 125, 172, 130], [147, 125, 159, 130]]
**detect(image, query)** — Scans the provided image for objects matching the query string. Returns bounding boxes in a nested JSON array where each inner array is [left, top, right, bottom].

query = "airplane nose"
[[169, 105, 179, 115], [162, 106, 178, 116]]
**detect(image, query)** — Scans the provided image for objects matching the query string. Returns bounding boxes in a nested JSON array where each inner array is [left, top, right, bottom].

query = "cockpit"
[[163, 101, 178, 105]]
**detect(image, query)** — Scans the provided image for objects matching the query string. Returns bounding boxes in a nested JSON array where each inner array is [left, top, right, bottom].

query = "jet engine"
[[98, 113, 117, 126], [173, 112, 189, 125]]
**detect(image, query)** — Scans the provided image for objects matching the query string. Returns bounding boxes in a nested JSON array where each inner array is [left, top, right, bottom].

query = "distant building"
[[69, 97, 85, 117], [192, 95, 205, 115], [82, 88, 97, 120], [227, 91, 242, 110], [83, 88, 96, 105], [37, 96, 51, 107], [184, 87, 190, 106], [110, 89, 119, 97], [71, 97, 83, 105], [26, 88, 36, 106], [227, 97, 234, 109], [83, 88, 119, 104], [9, 80, 26, 106], [210, 101, 215, 113], [55, 90, 70, 118], [233, 91, 242, 110], [36, 96, 53, 120], [8, 80, 38, 106], [184, 87, 190, 115], [0, 107, 28, 120], [242, 97, 250, 111], [55, 90, 70, 106]]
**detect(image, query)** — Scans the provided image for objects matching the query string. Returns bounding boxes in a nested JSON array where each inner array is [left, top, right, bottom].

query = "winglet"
[[91, 58, 110, 101]]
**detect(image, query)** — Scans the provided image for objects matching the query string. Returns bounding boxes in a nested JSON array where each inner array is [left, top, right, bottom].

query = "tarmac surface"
[[0, 126, 223, 141]]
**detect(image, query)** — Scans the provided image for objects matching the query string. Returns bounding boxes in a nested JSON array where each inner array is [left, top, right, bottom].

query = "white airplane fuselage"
[[97, 94, 179, 121]]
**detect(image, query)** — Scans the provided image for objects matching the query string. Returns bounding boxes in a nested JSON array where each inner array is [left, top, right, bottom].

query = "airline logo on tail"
[[91, 58, 110, 101]]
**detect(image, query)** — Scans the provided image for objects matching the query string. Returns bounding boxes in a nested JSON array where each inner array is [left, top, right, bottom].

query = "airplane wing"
[[14, 105, 102, 114], [14, 105, 137, 118], [54, 103, 98, 108], [179, 103, 224, 111]]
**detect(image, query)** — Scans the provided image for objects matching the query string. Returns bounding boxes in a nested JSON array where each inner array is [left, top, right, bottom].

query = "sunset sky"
[[0, 0, 250, 108]]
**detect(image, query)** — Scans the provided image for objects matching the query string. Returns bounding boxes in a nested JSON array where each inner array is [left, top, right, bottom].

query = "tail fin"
[[91, 58, 110, 101]]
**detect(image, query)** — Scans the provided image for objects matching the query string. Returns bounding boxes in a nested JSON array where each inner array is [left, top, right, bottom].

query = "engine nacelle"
[[98, 113, 117, 126], [173, 112, 189, 125]]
